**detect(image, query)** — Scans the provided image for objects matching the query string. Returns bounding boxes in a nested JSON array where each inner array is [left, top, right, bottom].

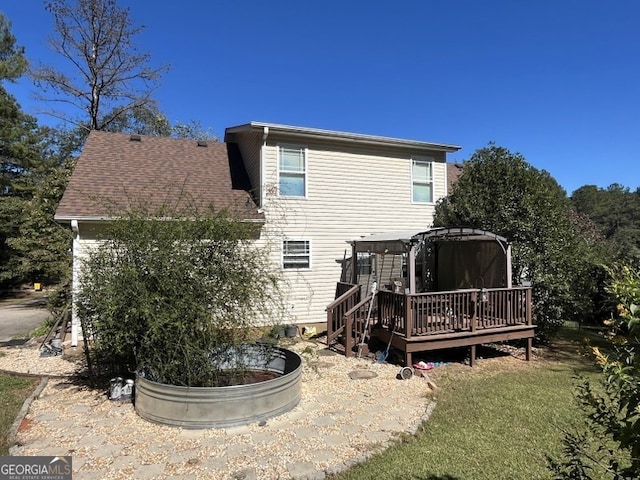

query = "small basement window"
[[282, 240, 310, 269]]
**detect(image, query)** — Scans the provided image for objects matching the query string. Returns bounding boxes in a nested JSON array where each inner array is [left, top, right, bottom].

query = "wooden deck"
[[326, 285, 535, 366]]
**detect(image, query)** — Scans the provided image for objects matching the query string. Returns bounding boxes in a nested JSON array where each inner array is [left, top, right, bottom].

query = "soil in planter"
[[215, 370, 281, 387]]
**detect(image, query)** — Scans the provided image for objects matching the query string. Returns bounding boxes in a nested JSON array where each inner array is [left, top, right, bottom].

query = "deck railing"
[[326, 283, 360, 344], [343, 295, 374, 357], [329, 284, 532, 357], [376, 287, 532, 338]]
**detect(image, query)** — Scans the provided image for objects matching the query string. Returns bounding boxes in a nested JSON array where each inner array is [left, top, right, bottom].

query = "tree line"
[[0, 0, 215, 293]]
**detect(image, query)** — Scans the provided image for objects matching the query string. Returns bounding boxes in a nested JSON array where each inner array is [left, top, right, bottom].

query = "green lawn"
[[0, 373, 41, 455], [332, 330, 605, 480]]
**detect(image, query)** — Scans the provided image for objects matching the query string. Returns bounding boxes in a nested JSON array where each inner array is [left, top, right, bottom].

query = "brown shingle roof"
[[55, 131, 263, 222], [447, 162, 463, 193]]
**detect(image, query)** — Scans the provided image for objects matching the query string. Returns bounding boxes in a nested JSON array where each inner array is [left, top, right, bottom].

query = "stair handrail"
[[326, 284, 360, 343], [344, 293, 375, 358]]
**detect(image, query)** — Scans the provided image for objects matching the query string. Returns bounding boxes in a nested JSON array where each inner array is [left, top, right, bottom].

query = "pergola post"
[[506, 244, 513, 288], [408, 243, 416, 294], [350, 242, 357, 285]]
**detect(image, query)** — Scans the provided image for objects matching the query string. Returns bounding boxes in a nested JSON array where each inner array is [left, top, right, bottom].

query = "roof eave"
[[54, 214, 266, 224], [225, 122, 461, 153]]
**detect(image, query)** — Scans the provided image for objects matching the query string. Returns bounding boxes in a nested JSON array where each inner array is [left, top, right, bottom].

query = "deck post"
[[345, 313, 354, 357], [405, 295, 412, 339], [470, 344, 476, 367], [526, 337, 532, 361], [526, 288, 532, 325]]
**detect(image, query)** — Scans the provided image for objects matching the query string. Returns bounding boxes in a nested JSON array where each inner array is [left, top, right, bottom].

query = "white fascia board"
[[225, 122, 461, 153]]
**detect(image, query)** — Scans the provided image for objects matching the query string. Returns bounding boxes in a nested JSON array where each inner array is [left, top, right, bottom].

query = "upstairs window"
[[412, 158, 433, 203], [282, 240, 311, 269], [278, 146, 306, 197]]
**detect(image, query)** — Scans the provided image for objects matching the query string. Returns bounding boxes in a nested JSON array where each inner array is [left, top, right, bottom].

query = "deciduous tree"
[[32, 0, 169, 131]]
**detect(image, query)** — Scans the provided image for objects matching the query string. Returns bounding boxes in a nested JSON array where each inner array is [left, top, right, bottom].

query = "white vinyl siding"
[[255, 139, 449, 325], [412, 157, 434, 203], [282, 239, 311, 269], [278, 146, 306, 197]]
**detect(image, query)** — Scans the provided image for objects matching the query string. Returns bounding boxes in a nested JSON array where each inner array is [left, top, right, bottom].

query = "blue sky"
[[3, 0, 639, 194]]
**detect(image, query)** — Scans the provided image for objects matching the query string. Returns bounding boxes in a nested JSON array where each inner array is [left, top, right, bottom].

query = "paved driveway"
[[0, 298, 51, 342]]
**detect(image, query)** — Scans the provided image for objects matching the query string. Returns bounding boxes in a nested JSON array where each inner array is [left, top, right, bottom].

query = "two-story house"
[[55, 122, 461, 346], [224, 122, 461, 326]]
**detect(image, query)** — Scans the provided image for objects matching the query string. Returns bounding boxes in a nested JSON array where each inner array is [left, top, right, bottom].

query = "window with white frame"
[[278, 146, 306, 197], [282, 240, 310, 269], [412, 157, 434, 203]]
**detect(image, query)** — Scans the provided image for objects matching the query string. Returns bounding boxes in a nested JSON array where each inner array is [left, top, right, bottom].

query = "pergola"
[[329, 227, 534, 367], [348, 227, 513, 295]]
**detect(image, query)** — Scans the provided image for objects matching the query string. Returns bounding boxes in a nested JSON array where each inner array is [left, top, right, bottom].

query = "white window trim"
[[281, 238, 312, 270], [411, 156, 435, 204], [277, 144, 308, 198]]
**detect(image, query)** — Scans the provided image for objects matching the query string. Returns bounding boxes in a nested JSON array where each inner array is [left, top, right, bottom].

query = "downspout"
[[260, 126, 269, 209], [70, 220, 80, 347]]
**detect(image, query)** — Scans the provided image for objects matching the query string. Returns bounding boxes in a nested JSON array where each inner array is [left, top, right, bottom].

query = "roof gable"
[[55, 131, 262, 222]]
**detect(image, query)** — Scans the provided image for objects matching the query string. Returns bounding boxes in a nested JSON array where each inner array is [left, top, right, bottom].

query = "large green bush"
[[76, 205, 286, 387], [434, 144, 613, 340]]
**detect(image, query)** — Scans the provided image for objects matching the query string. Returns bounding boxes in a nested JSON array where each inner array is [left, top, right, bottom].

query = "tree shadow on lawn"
[[539, 325, 612, 373]]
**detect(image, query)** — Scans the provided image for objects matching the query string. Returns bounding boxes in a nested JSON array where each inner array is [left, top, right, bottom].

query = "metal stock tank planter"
[[134, 345, 302, 428]]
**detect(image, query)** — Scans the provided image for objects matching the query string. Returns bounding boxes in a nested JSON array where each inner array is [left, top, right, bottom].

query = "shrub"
[[548, 264, 640, 478], [76, 204, 287, 387]]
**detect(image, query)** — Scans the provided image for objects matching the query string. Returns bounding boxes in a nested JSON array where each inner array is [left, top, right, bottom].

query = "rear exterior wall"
[[254, 136, 449, 325]]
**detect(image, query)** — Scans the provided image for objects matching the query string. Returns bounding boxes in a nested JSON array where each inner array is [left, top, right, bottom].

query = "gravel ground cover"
[[1, 339, 436, 479]]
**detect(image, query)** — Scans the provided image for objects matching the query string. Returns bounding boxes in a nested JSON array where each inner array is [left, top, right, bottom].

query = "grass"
[[331, 328, 607, 480], [27, 317, 57, 339], [0, 372, 41, 455]]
